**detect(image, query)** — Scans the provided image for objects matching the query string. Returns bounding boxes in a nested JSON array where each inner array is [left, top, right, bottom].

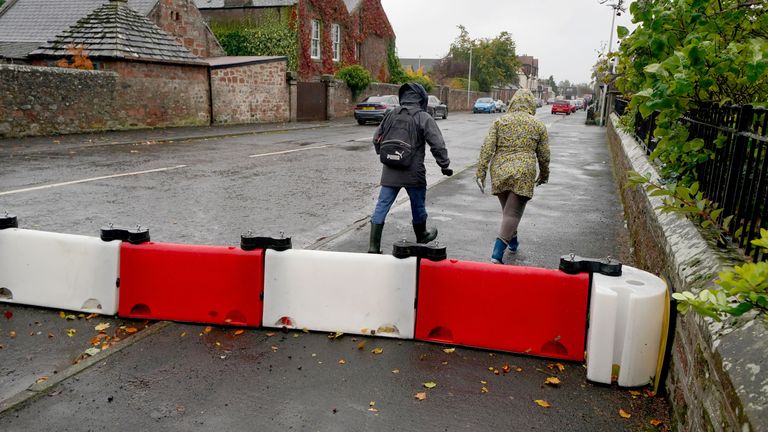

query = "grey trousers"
[[496, 191, 529, 243]]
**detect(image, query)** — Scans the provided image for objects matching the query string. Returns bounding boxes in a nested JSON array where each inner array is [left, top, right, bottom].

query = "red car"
[[551, 99, 571, 115]]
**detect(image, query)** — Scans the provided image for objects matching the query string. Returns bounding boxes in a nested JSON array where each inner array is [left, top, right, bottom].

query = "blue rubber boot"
[[491, 238, 507, 264], [507, 236, 519, 253]]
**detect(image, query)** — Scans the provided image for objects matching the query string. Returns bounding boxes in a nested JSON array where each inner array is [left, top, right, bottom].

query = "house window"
[[331, 23, 341, 62], [310, 19, 321, 59]]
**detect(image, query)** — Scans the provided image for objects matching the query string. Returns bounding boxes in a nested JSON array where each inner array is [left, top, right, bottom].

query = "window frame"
[[331, 23, 341, 62], [310, 19, 321, 60]]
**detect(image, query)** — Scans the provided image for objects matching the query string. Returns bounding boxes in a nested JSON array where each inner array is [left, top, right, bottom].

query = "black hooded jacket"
[[373, 83, 450, 188]]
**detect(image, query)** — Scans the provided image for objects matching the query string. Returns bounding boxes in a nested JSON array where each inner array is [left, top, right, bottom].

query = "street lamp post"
[[598, 0, 625, 127], [466, 47, 473, 108]]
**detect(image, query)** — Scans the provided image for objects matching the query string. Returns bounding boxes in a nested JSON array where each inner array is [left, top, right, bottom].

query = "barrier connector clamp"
[[558, 254, 622, 276], [240, 232, 292, 251], [0, 211, 18, 229], [392, 239, 447, 261], [100, 223, 150, 244]]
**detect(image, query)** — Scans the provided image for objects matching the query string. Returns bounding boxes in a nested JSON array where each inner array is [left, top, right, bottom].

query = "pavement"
[[0, 110, 671, 431]]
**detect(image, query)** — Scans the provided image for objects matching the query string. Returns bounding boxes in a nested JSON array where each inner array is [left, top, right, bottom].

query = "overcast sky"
[[381, 0, 637, 85]]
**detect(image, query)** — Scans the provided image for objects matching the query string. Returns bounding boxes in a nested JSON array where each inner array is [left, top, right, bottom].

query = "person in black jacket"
[[368, 82, 452, 254]]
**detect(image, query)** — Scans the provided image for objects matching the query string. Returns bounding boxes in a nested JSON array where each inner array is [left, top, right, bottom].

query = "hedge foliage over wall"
[[211, 12, 298, 72]]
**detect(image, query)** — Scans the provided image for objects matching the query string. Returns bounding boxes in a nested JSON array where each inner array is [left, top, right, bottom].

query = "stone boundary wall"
[[606, 113, 767, 432], [211, 59, 289, 124], [0, 65, 119, 137]]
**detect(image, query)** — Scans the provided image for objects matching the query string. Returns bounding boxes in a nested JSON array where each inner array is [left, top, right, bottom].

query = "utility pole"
[[466, 47, 473, 108], [598, 0, 625, 126]]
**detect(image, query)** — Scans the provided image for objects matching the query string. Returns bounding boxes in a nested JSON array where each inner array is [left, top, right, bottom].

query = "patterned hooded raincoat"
[[476, 89, 550, 198]]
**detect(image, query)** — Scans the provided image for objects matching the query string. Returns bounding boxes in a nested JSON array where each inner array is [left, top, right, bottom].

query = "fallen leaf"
[[9, 330, 17, 338], [442, 348, 455, 354], [271, 345, 279, 352], [293, 333, 299, 338], [233, 329, 245, 336], [84, 347, 101, 357], [64, 314, 77, 321], [544, 377, 561, 386], [124, 327, 138, 334], [360, 328, 369, 334], [391, 369, 400, 374], [493, 369, 500, 375], [224, 318, 232, 323], [488, 367, 495, 372], [414, 392, 427, 401], [548, 363, 566, 372], [94, 322, 111, 332], [480, 386, 489, 394], [371, 347, 383, 355], [338, 359, 346, 365], [202, 326, 212, 335], [265, 332, 275, 337], [515, 367, 523, 372], [3, 311, 12, 320], [302, 328, 309, 333], [650, 419, 663, 427], [59, 311, 66, 319], [368, 401, 378, 412], [423, 382, 437, 389], [480, 380, 487, 385], [377, 325, 396, 333], [441, 361, 448, 365], [66, 329, 76, 337], [534, 400, 551, 408], [328, 331, 343, 339], [502, 364, 511, 373], [35, 376, 49, 384], [0, 344, 4, 349], [356, 340, 367, 350], [85, 313, 98, 320], [629, 390, 642, 397], [47, 333, 54, 339], [215, 342, 221, 347], [619, 409, 631, 419], [180, 332, 187, 337]]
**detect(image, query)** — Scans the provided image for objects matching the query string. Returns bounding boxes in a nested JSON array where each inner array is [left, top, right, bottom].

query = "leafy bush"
[[448, 77, 479, 92], [211, 16, 297, 72], [336, 64, 371, 99], [402, 65, 434, 92], [386, 42, 407, 84]]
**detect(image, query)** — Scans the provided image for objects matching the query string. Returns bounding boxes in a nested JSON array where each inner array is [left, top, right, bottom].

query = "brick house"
[[193, 0, 394, 81], [0, 0, 225, 62]]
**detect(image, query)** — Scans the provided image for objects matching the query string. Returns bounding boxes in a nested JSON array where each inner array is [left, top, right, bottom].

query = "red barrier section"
[[118, 242, 264, 327], [416, 259, 590, 361]]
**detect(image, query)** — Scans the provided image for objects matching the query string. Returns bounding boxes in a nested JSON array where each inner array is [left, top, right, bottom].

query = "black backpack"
[[377, 107, 420, 169]]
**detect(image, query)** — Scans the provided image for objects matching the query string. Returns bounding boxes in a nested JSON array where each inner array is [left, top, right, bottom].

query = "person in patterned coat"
[[475, 88, 550, 264]]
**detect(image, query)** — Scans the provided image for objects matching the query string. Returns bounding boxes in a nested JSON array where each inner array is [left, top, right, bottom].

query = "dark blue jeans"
[[371, 186, 427, 225]]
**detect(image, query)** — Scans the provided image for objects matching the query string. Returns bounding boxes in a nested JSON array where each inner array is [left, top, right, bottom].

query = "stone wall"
[[0, 65, 118, 137], [106, 60, 210, 128], [606, 114, 767, 432], [0, 62, 210, 138], [211, 58, 289, 124], [150, 0, 226, 57]]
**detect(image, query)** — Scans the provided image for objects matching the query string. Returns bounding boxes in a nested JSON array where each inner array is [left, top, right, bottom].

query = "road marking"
[[249, 144, 334, 158], [0, 165, 187, 196]]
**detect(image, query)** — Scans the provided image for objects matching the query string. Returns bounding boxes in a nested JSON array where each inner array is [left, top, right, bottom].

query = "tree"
[[432, 26, 520, 92], [615, 0, 767, 182], [547, 75, 558, 96]]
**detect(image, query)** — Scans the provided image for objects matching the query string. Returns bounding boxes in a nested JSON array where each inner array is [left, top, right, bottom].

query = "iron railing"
[[614, 98, 659, 155], [614, 98, 767, 262]]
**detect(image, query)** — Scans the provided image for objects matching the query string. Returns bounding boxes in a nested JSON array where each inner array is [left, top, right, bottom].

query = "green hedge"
[[211, 18, 297, 72]]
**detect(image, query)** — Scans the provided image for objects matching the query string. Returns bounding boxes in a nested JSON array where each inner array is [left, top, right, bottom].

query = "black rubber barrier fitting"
[[392, 239, 447, 261], [240, 232, 292, 251], [558, 254, 622, 276], [0, 212, 18, 229], [100, 224, 150, 244]]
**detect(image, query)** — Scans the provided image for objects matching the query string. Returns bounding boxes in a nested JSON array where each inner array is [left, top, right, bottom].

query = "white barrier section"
[[263, 249, 418, 339], [0, 229, 120, 315], [586, 265, 667, 387]]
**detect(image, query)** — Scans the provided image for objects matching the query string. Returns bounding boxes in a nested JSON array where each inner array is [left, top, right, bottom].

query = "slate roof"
[[0, 0, 159, 59], [193, 0, 297, 9], [30, 0, 205, 65]]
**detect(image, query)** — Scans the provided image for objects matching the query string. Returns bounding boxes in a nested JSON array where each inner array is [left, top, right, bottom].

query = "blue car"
[[473, 97, 496, 113]]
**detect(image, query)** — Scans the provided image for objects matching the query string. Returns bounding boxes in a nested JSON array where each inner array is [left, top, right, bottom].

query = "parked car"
[[547, 97, 555, 105], [569, 100, 579, 113], [551, 99, 571, 115], [494, 99, 507, 113], [354, 95, 400, 125], [473, 97, 496, 113], [427, 95, 448, 119]]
